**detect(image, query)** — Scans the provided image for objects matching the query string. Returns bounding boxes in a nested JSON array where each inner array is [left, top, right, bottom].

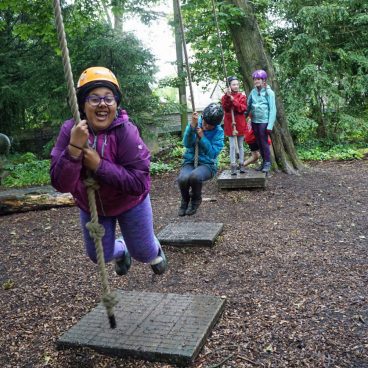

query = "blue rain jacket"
[[182, 116, 224, 176], [246, 85, 277, 130]]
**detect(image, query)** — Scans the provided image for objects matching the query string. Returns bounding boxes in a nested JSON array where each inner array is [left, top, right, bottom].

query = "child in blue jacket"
[[245, 69, 276, 173], [177, 103, 224, 216]]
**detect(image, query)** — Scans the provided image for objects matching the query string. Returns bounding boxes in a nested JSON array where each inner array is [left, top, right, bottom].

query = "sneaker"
[[178, 199, 189, 217], [230, 165, 237, 175], [150, 246, 168, 275], [185, 197, 202, 216], [262, 161, 272, 173], [115, 249, 132, 276], [239, 164, 246, 173], [255, 161, 264, 171]]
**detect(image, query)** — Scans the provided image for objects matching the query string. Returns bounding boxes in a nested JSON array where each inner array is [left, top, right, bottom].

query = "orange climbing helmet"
[[77, 66, 120, 89], [76, 66, 122, 116]]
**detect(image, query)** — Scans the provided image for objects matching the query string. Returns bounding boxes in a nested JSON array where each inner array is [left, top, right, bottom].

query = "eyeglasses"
[[85, 95, 117, 107]]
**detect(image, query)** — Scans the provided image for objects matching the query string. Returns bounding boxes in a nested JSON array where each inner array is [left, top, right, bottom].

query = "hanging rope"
[[210, 0, 239, 155], [52, 0, 117, 329], [175, 0, 199, 167]]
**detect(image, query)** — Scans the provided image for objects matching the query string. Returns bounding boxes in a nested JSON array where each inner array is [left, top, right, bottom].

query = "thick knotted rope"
[[52, 0, 117, 328], [211, 0, 239, 154], [175, 0, 199, 167]]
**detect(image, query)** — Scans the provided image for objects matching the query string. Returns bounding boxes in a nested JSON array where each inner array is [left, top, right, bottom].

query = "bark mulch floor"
[[0, 160, 367, 368]]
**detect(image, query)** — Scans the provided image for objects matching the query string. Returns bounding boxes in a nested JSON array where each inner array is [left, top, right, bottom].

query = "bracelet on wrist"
[[69, 143, 83, 150]]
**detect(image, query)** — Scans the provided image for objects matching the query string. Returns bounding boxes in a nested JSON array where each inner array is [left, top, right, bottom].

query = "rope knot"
[[103, 292, 118, 309], [84, 177, 100, 191], [86, 221, 105, 241]]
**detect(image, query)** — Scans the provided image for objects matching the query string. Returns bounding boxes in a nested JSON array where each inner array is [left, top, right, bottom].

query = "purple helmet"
[[252, 69, 268, 80]]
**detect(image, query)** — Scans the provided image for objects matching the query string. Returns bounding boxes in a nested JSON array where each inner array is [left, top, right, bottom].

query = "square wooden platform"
[[157, 222, 224, 247], [217, 169, 266, 189], [57, 291, 226, 366]]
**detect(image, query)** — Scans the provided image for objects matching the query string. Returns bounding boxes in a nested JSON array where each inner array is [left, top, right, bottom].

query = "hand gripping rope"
[[52, 0, 117, 329]]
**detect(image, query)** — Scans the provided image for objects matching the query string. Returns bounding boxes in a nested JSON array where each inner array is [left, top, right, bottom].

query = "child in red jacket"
[[221, 76, 247, 175]]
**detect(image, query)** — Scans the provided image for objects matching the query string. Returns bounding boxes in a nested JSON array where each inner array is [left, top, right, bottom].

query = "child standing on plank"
[[221, 76, 247, 175], [50, 66, 167, 276], [245, 69, 276, 173]]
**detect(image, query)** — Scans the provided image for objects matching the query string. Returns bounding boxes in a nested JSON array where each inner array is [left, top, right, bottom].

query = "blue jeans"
[[80, 194, 159, 264], [177, 164, 213, 202]]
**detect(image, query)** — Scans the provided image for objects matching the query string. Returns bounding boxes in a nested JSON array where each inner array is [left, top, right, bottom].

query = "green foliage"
[[333, 113, 368, 143], [287, 113, 318, 144], [180, 0, 273, 87], [0, 0, 161, 141], [169, 145, 185, 160], [150, 161, 175, 175], [297, 143, 366, 161], [218, 140, 230, 169], [181, 0, 241, 84], [3, 153, 51, 187], [274, 0, 368, 143]]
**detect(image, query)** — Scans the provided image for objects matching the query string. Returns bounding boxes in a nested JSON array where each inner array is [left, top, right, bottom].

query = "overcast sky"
[[125, 2, 176, 80]]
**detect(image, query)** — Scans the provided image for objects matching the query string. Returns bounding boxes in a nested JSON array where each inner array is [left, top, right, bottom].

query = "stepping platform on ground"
[[57, 291, 226, 367], [157, 222, 224, 248], [217, 169, 266, 189]]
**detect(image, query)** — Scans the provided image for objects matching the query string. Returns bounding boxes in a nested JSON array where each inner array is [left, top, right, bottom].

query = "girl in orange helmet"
[[50, 67, 167, 276]]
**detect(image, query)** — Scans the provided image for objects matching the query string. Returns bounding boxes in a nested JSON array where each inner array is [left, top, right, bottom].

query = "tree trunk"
[[226, 0, 303, 173], [111, 0, 125, 33], [0, 186, 75, 215], [173, 0, 188, 135], [314, 95, 328, 139], [101, 0, 113, 28], [114, 13, 123, 33]]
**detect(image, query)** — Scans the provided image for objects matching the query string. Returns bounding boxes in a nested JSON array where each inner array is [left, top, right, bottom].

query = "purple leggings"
[[252, 122, 270, 162], [80, 194, 159, 264]]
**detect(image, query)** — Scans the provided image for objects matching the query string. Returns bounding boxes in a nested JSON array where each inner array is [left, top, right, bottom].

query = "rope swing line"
[[210, 0, 239, 155], [52, 0, 117, 329], [175, 0, 199, 167]]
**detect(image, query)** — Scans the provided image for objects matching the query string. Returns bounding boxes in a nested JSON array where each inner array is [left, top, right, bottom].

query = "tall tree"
[[225, 0, 303, 173]]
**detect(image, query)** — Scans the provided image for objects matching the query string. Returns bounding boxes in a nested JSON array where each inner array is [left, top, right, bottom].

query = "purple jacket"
[[50, 110, 151, 216]]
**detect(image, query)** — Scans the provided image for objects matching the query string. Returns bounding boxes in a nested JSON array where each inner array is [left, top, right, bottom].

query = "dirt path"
[[0, 160, 367, 368]]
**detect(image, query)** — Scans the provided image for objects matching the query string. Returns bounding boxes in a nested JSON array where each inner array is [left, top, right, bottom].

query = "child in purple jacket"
[[50, 66, 167, 276]]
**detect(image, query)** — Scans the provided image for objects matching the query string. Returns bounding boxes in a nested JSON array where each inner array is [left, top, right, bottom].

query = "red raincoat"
[[221, 92, 247, 137]]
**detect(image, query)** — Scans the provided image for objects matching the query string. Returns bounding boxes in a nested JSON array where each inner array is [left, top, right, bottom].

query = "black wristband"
[[69, 143, 83, 150]]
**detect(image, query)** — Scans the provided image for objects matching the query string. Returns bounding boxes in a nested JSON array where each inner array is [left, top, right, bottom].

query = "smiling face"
[[253, 77, 265, 89], [83, 87, 117, 131]]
